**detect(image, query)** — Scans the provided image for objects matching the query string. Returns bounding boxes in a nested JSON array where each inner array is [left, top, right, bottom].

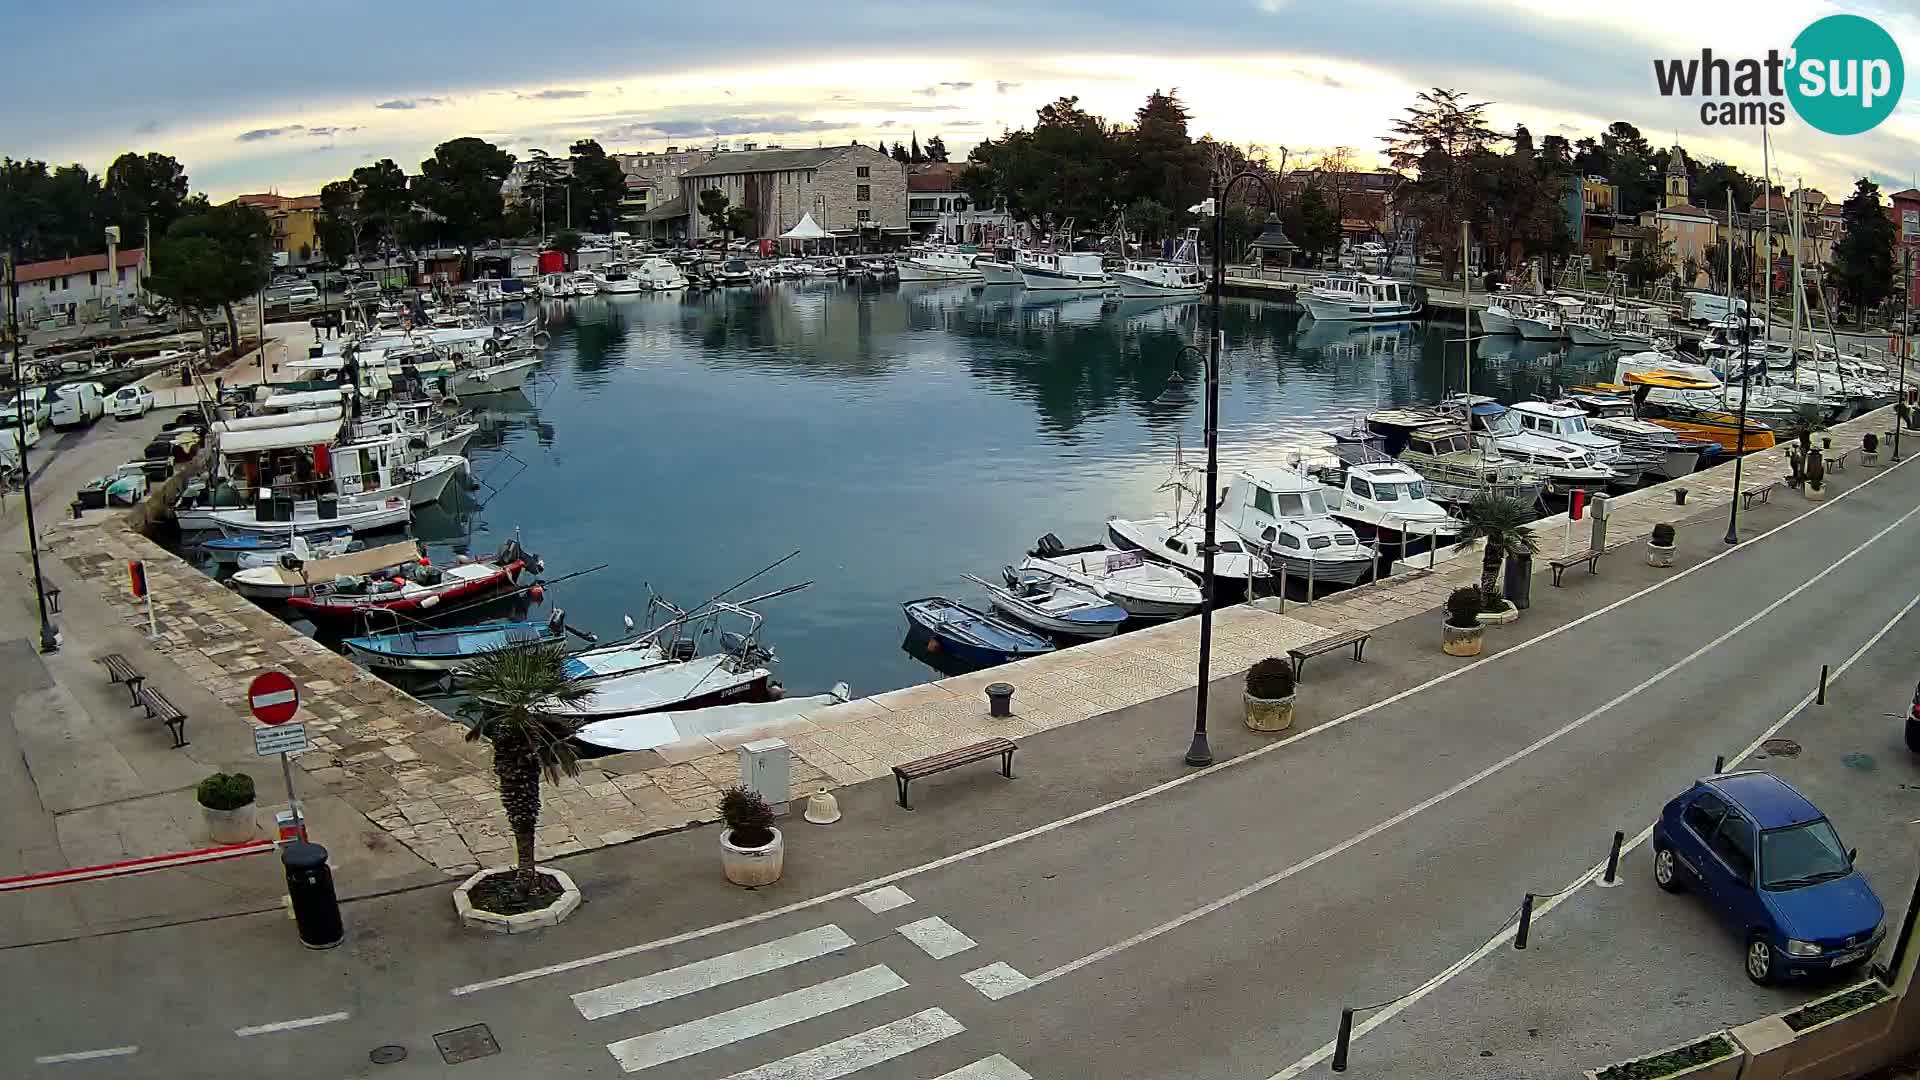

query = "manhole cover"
[[369, 1045, 407, 1065], [1759, 738, 1802, 758], [434, 1024, 499, 1064]]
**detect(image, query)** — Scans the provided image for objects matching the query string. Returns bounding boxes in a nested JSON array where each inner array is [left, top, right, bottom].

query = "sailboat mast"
[[1723, 188, 1734, 410], [1762, 126, 1773, 346], [1462, 220, 1471, 409]]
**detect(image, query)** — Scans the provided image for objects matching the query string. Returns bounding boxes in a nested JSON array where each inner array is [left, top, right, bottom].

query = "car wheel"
[[1653, 845, 1684, 893], [1745, 934, 1777, 985]]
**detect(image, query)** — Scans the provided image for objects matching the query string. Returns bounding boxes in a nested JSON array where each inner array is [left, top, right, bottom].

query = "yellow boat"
[[1571, 373, 1776, 452]]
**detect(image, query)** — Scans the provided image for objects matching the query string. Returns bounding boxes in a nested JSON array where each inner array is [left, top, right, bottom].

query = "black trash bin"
[[316, 494, 339, 520], [282, 841, 344, 949], [1502, 551, 1534, 611]]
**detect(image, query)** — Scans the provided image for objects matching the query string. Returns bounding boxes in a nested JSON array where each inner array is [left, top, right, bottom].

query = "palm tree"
[[1458, 491, 1540, 604], [1779, 403, 1826, 452], [457, 643, 595, 889]]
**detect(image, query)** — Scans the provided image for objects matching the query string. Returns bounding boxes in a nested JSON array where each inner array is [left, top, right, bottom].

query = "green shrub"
[[1651, 523, 1676, 546], [721, 785, 776, 848], [196, 772, 256, 811], [1593, 1035, 1734, 1080], [1784, 984, 1888, 1031], [1245, 657, 1296, 699], [1446, 586, 1483, 629]]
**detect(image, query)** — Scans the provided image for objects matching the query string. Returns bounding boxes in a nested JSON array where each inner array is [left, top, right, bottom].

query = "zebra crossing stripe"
[[574, 925, 855, 1020], [715, 1007, 963, 1080], [894, 916, 977, 960], [606, 964, 907, 1073], [933, 1055, 1036, 1080]]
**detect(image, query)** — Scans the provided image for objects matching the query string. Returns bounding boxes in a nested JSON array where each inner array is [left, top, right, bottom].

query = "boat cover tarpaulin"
[[215, 407, 342, 433], [263, 387, 351, 410], [216, 418, 344, 454]]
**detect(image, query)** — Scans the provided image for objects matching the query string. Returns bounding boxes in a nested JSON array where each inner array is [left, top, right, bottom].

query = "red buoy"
[[529, 585, 546, 602]]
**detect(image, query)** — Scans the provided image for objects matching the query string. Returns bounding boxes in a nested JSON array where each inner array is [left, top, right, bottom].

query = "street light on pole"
[[1725, 271, 1754, 545], [6, 247, 60, 653]]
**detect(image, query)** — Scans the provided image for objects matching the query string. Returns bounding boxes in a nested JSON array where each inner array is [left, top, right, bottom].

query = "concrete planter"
[[202, 803, 257, 844], [721, 827, 784, 887], [1732, 980, 1895, 1080], [1805, 484, 1827, 502], [1647, 542, 1675, 568], [1582, 1032, 1741, 1080], [1442, 621, 1484, 656], [1244, 691, 1296, 733], [1476, 600, 1519, 625], [453, 867, 581, 933]]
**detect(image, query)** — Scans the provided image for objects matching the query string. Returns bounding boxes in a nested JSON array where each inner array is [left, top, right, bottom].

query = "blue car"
[[1652, 771, 1884, 984]]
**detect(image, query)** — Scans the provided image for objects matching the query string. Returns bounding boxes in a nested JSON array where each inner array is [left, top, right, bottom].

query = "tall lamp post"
[[6, 249, 59, 653], [1897, 249, 1911, 464], [1724, 271, 1755, 545]]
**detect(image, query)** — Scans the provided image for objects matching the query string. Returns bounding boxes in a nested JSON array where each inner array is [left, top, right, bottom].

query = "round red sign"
[[248, 671, 300, 725]]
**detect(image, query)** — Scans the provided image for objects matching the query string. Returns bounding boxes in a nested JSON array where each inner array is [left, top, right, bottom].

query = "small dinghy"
[[965, 569, 1128, 639], [1021, 535, 1202, 620], [203, 528, 352, 565], [342, 610, 572, 673], [575, 682, 851, 754], [902, 596, 1055, 669], [285, 539, 534, 624]]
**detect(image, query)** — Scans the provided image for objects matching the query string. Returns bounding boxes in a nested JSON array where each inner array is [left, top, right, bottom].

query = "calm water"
[[422, 283, 1624, 699]]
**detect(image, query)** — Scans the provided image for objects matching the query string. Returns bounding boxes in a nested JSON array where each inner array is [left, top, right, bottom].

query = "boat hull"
[[286, 561, 522, 623], [1297, 292, 1422, 322], [985, 596, 1126, 639], [978, 261, 1024, 286], [1104, 521, 1266, 592], [1566, 324, 1615, 346], [210, 499, 411, 537], [1478, 308, 1520, 335], [1515, 317, 1563, 341], [1112, 272, 1202, 299], [450, 357, 539, 396], [1020, 266, 1110, 292], [896, 262, 981, 283], [1270, 553, 1374, 586]]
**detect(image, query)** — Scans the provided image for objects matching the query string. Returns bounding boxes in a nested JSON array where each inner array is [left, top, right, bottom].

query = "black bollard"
[[1331, 1008, 1355, 1072], [1817, 664, 1829, 705], [1674, 488, 1688, 506], [282, 841, 344, 949], [1713, 754, 1726, 774], [1515, 893, 1535, 950], [1602, 831, 1625, 886]]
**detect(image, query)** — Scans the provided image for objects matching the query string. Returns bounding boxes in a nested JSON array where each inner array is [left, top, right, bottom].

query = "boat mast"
[[1762, 126, 1773, 351], [1723, 187, 1734, 411]]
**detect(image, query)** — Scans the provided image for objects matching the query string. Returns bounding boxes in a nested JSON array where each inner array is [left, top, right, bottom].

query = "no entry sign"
[[248, 671, 300, 725]]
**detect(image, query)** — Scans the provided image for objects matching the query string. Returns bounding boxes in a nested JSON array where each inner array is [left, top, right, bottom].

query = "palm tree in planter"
[[1457, 492, 1539, 621], [455, 643, 595, 916], [1780, 403, 1826, 488]]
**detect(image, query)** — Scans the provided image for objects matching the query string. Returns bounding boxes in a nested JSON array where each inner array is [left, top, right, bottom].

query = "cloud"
[[521, 88, 591, 100], [603, 114, 844, 140], [375, 97, 448, 110], [995, 81, 1022, 94], [916, 81, 975, 95], [237, 124, 304, 142], [306, 125, 361, 137]]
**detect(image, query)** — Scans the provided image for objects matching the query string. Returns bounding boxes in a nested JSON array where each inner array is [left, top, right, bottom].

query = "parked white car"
[[49, 382, 106, 428], [2, 387, 51, 427], [109, 383, 155, 419], [286, 283, 321, 305]]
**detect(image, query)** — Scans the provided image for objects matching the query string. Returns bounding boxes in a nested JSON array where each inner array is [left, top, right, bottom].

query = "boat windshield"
[[1372, 481, 1427, 501]]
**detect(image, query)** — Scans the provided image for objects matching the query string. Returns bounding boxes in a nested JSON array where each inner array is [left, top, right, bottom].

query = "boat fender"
[[529, 584, 545, 602], [420, 594, 440, 609]]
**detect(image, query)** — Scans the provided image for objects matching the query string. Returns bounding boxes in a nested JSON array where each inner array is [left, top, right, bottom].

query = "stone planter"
[[1582, 1032, 1742, 1080], [1647, 542, 1675, 568], [1442, 621, 1484, 656], [453, 867, 581, 933], [202, 803, 257, 844], [721, 827, 785, 887], [1476, 600, 1518, 625], [1805, 484, 1827, 502], [1733, 980, 1895, 1080], [1244, 691, 1296, 733]]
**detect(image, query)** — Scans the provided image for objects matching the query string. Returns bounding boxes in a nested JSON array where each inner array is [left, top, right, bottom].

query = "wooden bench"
[[135, 686, 189, 748], [894, 737, 1016, 810], [1288, 630, 1372, 679], [1741, 482, 1780, 510], [1823, 449, 1848, 473], [99, 653, 145, 704], [1548, 549, 1603, 586]]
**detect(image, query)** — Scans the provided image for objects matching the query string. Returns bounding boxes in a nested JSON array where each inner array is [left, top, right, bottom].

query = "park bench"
[[1741, 482, 1780, 510], [135, 685, 189, 748], [1287, 629, 1373, 680], [99, 653, 145, 704], [1823, 448, 1848, 473], [894, 737, 1016, 810], [1548, 549, 1603, 587]]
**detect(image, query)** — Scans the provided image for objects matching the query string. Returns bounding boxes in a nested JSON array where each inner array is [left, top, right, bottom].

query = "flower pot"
[[1244, 691, 1296, 732], [721, 826, 784, 887], [1805, 485, 1827, 502], [1442, 621, 1484, 656], [1647, 542, 1675, 568], [203, 802, 257, 844], [1476, 600, 1519, 625]]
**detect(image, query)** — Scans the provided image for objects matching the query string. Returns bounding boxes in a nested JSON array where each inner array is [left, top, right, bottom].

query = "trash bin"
[[282, 841, 344, 949], [1503, 552, 1533, 611]]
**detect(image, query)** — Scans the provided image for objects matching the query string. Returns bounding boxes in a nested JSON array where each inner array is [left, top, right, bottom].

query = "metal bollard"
[[1714, 754, 1726, 774], [986, 682, 1014, 718], [1331, 1008, 1355, 1072], [1514, 893, 1535, 950], [1817, 664, 1829, 705], [282, 841, 344, 949], [1598, 831, 1625, 888]]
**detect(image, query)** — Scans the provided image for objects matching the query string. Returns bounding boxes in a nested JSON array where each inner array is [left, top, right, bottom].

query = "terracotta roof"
[[1656, 203, 1711, 218], [1891, 189, 1920, 202], [907, 173, 957, 193], [6, 248, 145, 284]]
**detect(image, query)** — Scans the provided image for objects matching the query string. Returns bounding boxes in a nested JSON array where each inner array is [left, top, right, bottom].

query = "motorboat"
[[342, 612, 569, 674], [449, 353, 540, 397], [977, 245, 1024, 286], [468, 278, 531, 305], [902, 597, 1055, 669], [229, 537, 425, 600], [533, 599, 787, 722], [285, 538, 534, 625], [1462, 400, 1619, 490], [897, 246, 983, 283], [236, 532, 359, 569], [571, 271, 602, 296], [1111, 229, 1205, 298], [1565, 307, 1617, 347], [1104, 515, 1269, 595], [633, 257, 689, 291], [1478, 290, 1522, 336], [201, 527, 353, 565], [1597, 371, 1777, 451], [205, 494, 413, 538], [75, 462, 150, 509], [1515, 296, 1584, 341], [1296, 274, 1422, 322], [1301, 456, 1463, 553], [1556, 392, 1715, 479], [573, 683, 853, 754], [715, 259, 754, 286], [539, 272, 578, 299], [1217, 466, 1376, 587], [594, 263, 645, 294], [1018, 249, 1110, 292], [1501, 401, 1633, 483], [1022, 536, 1202, 620], [965, 570, 1129, 639], [1352, 414, 1546, 507]]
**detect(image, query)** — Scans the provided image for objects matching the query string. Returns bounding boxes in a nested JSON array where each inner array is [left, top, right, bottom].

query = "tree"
[[1458, 492, 1539, 607], [550, 229, 582, 269], [569, 139, 627, 234], [1117, 89, 1209, 224], [1692, 161, 1759, 216], [413, 137, 514, 260], [352, 158, 412, 249], [1381, 88, 1503, 279], [725, 204, 755, 240], [317, 178, 364, 263], [104, 152, 190, 243], [698, 188, 732, 238], [891, 141, 911, 164], [924, 135, 950, 163], [1828, 177, 1895, 327], [146, 202, 272, 352], [456, 644, 595, 892], [522, 149, 570, 235], [0, 158, 53, 256], [910, 132, 925, 164], [961, 96, 1121, 233], [1289, 185, 1341, 264], [1124, 196, 1173, 250]]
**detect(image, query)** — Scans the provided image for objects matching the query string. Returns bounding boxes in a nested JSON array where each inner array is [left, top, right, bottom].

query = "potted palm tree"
[[1458, 492, 1538, 624], [452, 643, 595, 930], [1244, 657, 1297, 732], [1781, 403, 1825, 489], [197, 771, 257, 844], [720, 786, 784, 886], [1647, 522, 1677, 567], [1443, 586, 1486, 656]]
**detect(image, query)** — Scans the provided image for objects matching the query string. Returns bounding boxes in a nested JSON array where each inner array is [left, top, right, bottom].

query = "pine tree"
[[924, 135, 949, 163], [891, 141, 910, 164], [1829, 178, 1895, 327], [910, 133, 925, 164]]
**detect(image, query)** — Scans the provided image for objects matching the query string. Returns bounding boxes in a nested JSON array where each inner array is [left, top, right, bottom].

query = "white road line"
[[574, 925, 856, 1020], [605, 964, 906, 1073], [33, 1046, 139, 1065], [716, 1007, 964, 1080], [895, 916, 977, 960], [232, 1011, 350, 1037], [449, 454, 1912, 998], [933, 1055, 1035, 1080], [1264, 582, 1920, 1080], [961, 962, 1032, 1000], [854, 886, 914, 914]]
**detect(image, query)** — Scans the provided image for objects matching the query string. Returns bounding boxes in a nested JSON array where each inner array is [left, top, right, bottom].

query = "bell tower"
[[1665, 147, 1689, 208]]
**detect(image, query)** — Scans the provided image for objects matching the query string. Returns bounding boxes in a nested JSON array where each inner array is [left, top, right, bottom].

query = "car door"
[[1674, 789, 1729, 896], [1706, 810, 1761, 928]]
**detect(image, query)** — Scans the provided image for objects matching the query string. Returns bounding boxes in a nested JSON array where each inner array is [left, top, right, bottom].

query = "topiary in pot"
[[1648, 522, 1677, 567], [719, 785, 784, 886], [197, 772, 257, 843], [1442, 586, 1486, 656], [1863, 432, 1878, 454], [1244, 657, 1297, 732]]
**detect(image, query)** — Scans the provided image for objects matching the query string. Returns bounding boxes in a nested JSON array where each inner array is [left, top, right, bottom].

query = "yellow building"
[[1637, 146, 1719, 287], [233, 193, 325, 266]]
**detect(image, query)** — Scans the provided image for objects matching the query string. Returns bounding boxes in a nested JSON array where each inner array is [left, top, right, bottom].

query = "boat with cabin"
[[634, 257, 689, 291], [1350, 413, 1547, 507], [1021, 536, 1203, 620], [1018, 248, 1111, 292], [1111, 229, 1205, 298], [897, 246, 983, 283], [1217, 466, 1376, 586], [1296, 274, 1422, 322], [1300, 455, 1463, 552]]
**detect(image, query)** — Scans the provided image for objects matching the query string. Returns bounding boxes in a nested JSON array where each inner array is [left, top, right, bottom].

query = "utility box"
[[738, 738, 792, 816], [1589, 493, 1611, 551], [1503, 552, 1533, 610]]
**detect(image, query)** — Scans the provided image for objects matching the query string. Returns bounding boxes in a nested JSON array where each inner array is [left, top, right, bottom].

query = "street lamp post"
[[6, 248, 59, 653], [1724, 272, 1755, 545], [1898, 249, 1911, 463]]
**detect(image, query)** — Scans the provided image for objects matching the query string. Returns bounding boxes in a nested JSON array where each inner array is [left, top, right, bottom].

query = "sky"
[[1, 0, 1915, 204]]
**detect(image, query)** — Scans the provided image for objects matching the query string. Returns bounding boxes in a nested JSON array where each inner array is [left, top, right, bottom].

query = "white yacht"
[[595, 263, 645, 294], [1502, 400, 1636, 485], [1021, 536, 1202, 620], [896, 246, 983, 282], [1296, 274, 1421, 322], [1110, 229, 1205, 298], [1467, 401, 1619, 489], [1305, 457, 1462, 552], [1104, 514, 1270, 595], [1018, 249, 1111, 292], [634, 257, 689, 291], [1217, 466, 1376, 586], [977, 246, 1025, 286], [539, 272, 578, 299]]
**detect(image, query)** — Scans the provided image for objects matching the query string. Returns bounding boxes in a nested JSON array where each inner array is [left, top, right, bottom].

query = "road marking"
[[1015, 494, 1920, 995], [233, 1011, 350, 1037], [961, 961, 1031, 1000], [854, 886, 914, 914], [895, 916, 977, 959], [715, 1007, 963, 1080], [450, 453, 1914, 997], [933, 1055, 1035, 1080], [574, 925, 856, 1020], [1264, 581, 1920, 1079], [33, 1046, 139, 1064], [605, 965, 906, 1073]]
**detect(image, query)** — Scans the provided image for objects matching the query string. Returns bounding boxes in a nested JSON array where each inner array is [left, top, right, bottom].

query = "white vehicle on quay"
[[109, 383, 155, 419], [2, 386, 51, 427], [49, 382, 105, 428]]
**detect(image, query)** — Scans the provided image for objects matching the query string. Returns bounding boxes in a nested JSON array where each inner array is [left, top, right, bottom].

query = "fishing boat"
[[897, 246, 983, 282], [1478, 290, 1522, 336], [1021, 536, 1202, 620], [206, 494, 413, 538], [1555, 391, 1715, 479], [1300, 455, 1463, 552], [1296, 274, 1422, 322], [964, 570, 1129, 639], [573, 683, 852, 754], [342, 612, 569, 673], [449, 354, 540, 397], [902, 597, 1055, 669], [1515, 296, 1583, 341], [977, 244, 1025, 286], [1018, 249, 1111, 292], [1350, 415, 1546, 507], [202, 527, 353, 565], [1217, 466, 1377, 586], [229, 537, 427, 600], [284, 538, 533, 624], [1111, 229, 1205, 298]]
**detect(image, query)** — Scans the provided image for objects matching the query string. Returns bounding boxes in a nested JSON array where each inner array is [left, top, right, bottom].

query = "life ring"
[[483, 338, 499, 354]]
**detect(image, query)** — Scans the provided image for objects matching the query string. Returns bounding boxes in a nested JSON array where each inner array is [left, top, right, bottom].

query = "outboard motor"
[[547, 607, 566, 633], [1032, 533, 1066, 557]]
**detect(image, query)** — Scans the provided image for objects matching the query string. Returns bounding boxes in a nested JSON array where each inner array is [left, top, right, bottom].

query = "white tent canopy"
[[780, 213, 830, 240]]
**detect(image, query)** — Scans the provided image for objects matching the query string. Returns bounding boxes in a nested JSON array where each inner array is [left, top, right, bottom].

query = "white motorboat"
[[538, 652, 773, 721], [1466, 400, 1620, 489], [977, 249, 1024, 286], [965, 570, 1129, 639], [236, 532, 359, 569], [539, 272, 578, 299], [1018, 249, 1110, 292], [1296, 274, 1421, 321], [1218, 466, 1376, 587], [229, 537, 425, 600], [1557, 392, 1710, 480], [634, 257, 689, 291], [449, 354, 540, 396], [595, 263, 645, 294], [468, 278, 532, 305], [1304, 457, 1462, 551], [1502, 401, 1630, 479], [1021, 537, 1202, 620], [1111, 228, 1204, 298], [574, 683, 852, 753], [1104, 515, 1269, 594], [897, 246, 982, 282], [209, 494, 412, 538], [571, 272, 602, 296], [1349, 415, 1546, 507], [1515, 296, 1584, 341], [1478, 291, 1522, 336]]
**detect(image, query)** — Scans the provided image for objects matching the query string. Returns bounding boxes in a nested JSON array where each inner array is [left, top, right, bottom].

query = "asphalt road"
[[6, 456, 1920, 1079]]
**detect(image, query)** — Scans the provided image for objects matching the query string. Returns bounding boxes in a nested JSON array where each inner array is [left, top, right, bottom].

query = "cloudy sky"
[[2, 0, 1914, 202]]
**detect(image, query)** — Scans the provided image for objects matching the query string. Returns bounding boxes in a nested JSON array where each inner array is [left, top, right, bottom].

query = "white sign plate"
[[253, 722, 310, 757]]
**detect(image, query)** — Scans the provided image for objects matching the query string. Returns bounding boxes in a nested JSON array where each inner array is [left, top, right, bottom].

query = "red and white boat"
[[286, 539, 537, 625]]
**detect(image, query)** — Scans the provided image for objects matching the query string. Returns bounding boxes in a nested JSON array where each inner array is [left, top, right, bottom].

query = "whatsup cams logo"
[[1653, 14, 1904, 134]]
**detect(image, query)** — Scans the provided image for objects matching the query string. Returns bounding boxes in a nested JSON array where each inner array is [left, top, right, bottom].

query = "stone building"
[[678, 144, 907, 245]]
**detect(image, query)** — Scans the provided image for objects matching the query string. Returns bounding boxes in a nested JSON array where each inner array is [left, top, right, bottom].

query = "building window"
[[88, 271, 98, 286], [857, 185, 870, 202], [857, 209, 872, 223], [856, 166, 870, 178], [60, 276, 69, 290]]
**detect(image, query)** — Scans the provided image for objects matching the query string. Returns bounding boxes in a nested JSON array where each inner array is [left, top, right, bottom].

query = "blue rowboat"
[[342, 619, 562, 674], [202, 528, 351, 564], [902, 596, 1055, 671]]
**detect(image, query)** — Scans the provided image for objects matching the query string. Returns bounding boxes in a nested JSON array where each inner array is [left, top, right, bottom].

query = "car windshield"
[[1760, 819, 1852, 889]]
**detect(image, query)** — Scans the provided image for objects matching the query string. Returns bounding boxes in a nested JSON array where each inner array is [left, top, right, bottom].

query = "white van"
[[1681, 291, 1748, 326], [49, 382, 105, 429]]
